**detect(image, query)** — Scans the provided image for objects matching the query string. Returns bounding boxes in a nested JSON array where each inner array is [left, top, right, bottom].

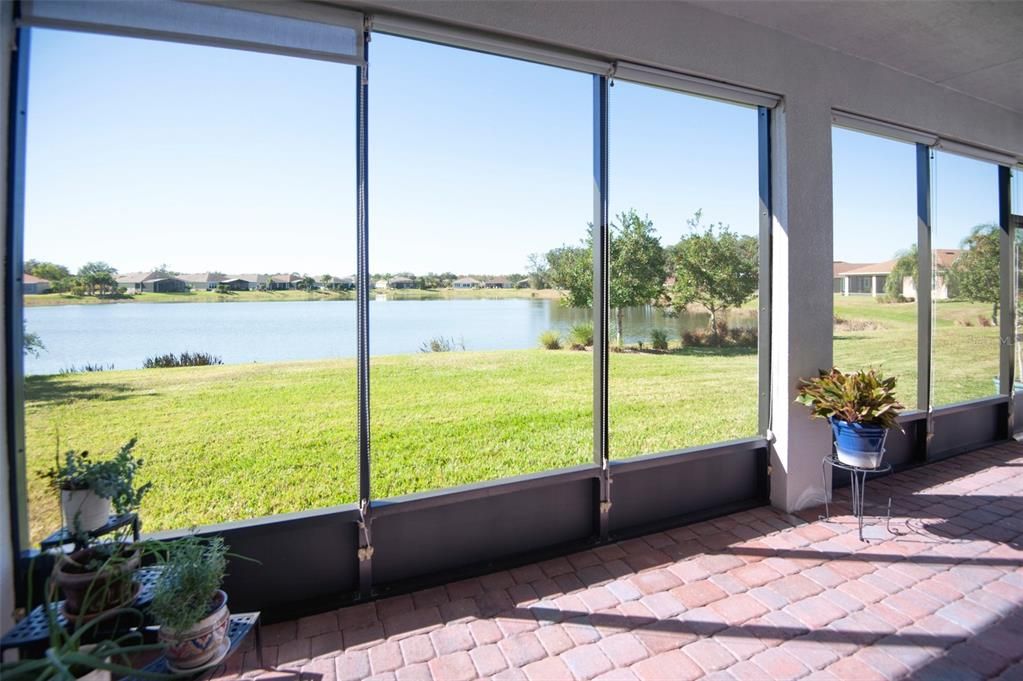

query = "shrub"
[[681, 324, 757, 348], [59, 363, 113, 375], [875, 293, 907, 304], [419, 336, 464, 353], [539, 330, 562, 350], [150, 536, 228, 633], [650, 328, 669, 350], [569, 322, 594, 348], [797, 367, 904, 429], [143, 352, 223, 368]]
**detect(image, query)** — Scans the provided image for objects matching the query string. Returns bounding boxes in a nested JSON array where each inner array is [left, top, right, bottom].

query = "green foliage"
[[143, 352, 223, 368], [545, 210, 667, 345], [650, 328, 669, 351], [25, 259, 70, 283], [569, 322, 594, 348], [796, 367, 904, 429], [885, 245, 917, 298], [419, 336, 464, 353], [58, 363, 114, 375], [668, 211, 758, 339], [150, 536, 228, 633], [77, 262, 119, 297], [948, 224, 1000, 322], [24, 324, 45, 357], [42, 439, 151, 515], [297, 275, 317, 290], [539, 330, 562, 350]]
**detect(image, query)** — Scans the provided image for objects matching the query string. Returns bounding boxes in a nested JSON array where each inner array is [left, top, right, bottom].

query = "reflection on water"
[[24, 298, 755, 375]]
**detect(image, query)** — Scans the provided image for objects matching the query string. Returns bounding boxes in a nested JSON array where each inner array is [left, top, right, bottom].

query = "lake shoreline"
[[24, 288, 565, 307]]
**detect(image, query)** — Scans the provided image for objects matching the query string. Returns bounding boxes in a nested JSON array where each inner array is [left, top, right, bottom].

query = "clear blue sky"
[[25, 28, 1002, 277]]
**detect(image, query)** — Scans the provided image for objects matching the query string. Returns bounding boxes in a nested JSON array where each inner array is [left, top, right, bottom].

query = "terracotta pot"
[[159, 590, 231, 671], [61, 489, 111, 533], [53, 546, 140, 617]]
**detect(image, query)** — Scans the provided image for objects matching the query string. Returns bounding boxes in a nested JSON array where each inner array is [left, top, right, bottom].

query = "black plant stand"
[[39, 512, 140, 550], [821, 455, 892, 542]]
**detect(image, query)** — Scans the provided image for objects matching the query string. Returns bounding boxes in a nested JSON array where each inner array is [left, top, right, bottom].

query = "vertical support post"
[[592, 74, 610, 540], [4, 22, 30, 581], [916, 144, 933, 460], [355, 29, 373, 598], [757, 106, 772, 445], [998, 165, 1015, 437]]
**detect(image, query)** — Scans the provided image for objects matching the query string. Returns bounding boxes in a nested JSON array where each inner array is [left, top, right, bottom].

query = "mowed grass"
[[833, 295, 1001, 408], [25, 349, 757, 542], [24, 294, 1000, 543]]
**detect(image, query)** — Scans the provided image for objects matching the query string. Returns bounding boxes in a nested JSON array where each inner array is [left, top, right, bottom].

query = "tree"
[[24, 260, 70, 282], [24, 324, 44, 357], [77, 262, 117, 296], [885, 245, 918, 298], [667, 211, 758, 340], [948, 223, 1000, 323], [544, 210, 667, 346], [526, 253, 550, 289], [297, 275, 317, 291], [320, 274, 334, 290]]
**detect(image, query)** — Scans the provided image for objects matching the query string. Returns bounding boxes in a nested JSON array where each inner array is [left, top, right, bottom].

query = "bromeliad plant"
[[796, 367, 904, 429]]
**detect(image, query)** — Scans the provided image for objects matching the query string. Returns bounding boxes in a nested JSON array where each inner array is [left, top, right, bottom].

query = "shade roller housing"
[[20, 0, 365, 65], [613, 62, 780, 109], [832, 111, 937, 147], [370, 14, 611, 75], [935, 139, 1020, 167]]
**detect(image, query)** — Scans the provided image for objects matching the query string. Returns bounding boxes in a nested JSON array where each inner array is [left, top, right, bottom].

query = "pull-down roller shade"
[[20, 0, 365, 65]]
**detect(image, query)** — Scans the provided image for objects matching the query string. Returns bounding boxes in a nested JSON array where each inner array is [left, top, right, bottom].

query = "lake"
[[24, 298, 754, 375]]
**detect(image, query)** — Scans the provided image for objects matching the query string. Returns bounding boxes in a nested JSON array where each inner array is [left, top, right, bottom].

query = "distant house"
[[388, 276, 414, 289], [323, 276, 355, 291], [516, 279, 531, 289], [483, 277, 511, 289], [374, 279, 388, 290], [179, 272, 225, 291], [833, 262, 869, 294], [23, 274, 51, 294], [834, 249, 962, 299], [452, 277, 481, 289], [271, 273, 302, 290], [222, 274, 269, 291], [116, 271, 188, 293]]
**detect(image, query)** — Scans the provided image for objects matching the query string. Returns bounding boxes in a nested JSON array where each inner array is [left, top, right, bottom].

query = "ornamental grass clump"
[[796, 367, 904, 429], [150, 536, 228, 633]]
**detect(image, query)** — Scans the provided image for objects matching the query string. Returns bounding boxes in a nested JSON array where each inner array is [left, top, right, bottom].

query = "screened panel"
[[368, 35, 593, 498], [22, 29, 357, 544], [608, 80, 760, 458], [931, 150, 1000, 407], [831, 127, 919, 409]]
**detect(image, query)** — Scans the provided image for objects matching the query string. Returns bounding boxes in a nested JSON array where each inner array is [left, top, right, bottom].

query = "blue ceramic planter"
[[829, 418, 887, 469]]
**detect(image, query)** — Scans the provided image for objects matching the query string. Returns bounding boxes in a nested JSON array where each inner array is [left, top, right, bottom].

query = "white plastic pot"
[[61, 489, 111, 533]]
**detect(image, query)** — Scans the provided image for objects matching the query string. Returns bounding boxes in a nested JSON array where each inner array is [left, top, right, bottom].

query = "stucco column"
[[769, 95, 834, 512]]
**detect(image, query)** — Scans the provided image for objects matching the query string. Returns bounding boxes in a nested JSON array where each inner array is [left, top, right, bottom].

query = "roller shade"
[[20, 0, 365, 65], [935, 139, 1019, 167], [370, 14, 611, 75], [832, 111, 937, 146], [613, 62, 779, 109]]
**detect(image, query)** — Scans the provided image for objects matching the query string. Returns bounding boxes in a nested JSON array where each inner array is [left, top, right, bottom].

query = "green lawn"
[[24, 294, 1001, 544]]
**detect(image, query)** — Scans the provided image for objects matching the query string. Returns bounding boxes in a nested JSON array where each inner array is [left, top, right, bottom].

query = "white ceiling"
[[691, 0, 1023, 114]]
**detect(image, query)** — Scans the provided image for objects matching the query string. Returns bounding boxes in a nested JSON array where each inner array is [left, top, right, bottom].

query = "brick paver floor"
[[218, 442, 1023, 680]]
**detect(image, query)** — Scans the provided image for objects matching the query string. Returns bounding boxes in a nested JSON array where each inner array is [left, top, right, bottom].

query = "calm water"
[[24, 298, 754, 376]]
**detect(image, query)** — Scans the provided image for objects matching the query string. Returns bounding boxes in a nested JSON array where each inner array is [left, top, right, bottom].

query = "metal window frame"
[[757, 106, 772, 438], [592, 74, 611, 540], [916, 143, 934, 459], [4, 18, 30, 567], [998, 165, 1015, 436]]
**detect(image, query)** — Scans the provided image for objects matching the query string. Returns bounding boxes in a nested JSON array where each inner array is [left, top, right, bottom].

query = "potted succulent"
[[797, 367, 904, 469], [150, 536, 232, 671], [41, 438, 151, 534]]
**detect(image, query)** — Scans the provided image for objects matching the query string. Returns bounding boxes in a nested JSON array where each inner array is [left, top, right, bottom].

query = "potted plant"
[[41, 438, 151, 534], [150, 536, 231, 671], [796, 367, 904, 469], [52, 540, 143, 621]]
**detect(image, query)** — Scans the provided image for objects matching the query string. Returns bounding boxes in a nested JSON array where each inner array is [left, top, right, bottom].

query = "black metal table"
[[39, 512, 140, 550], [821, 455, 893, 542], [126, 612, 263, 680], [0, 567, 161, 656]]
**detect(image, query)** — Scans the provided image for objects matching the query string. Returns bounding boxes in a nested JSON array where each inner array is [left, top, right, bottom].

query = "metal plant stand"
[[821, 455, 893, 541]]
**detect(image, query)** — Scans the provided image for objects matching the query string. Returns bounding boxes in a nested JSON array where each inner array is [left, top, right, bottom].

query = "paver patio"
[[217, 442, 1023, 680]]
